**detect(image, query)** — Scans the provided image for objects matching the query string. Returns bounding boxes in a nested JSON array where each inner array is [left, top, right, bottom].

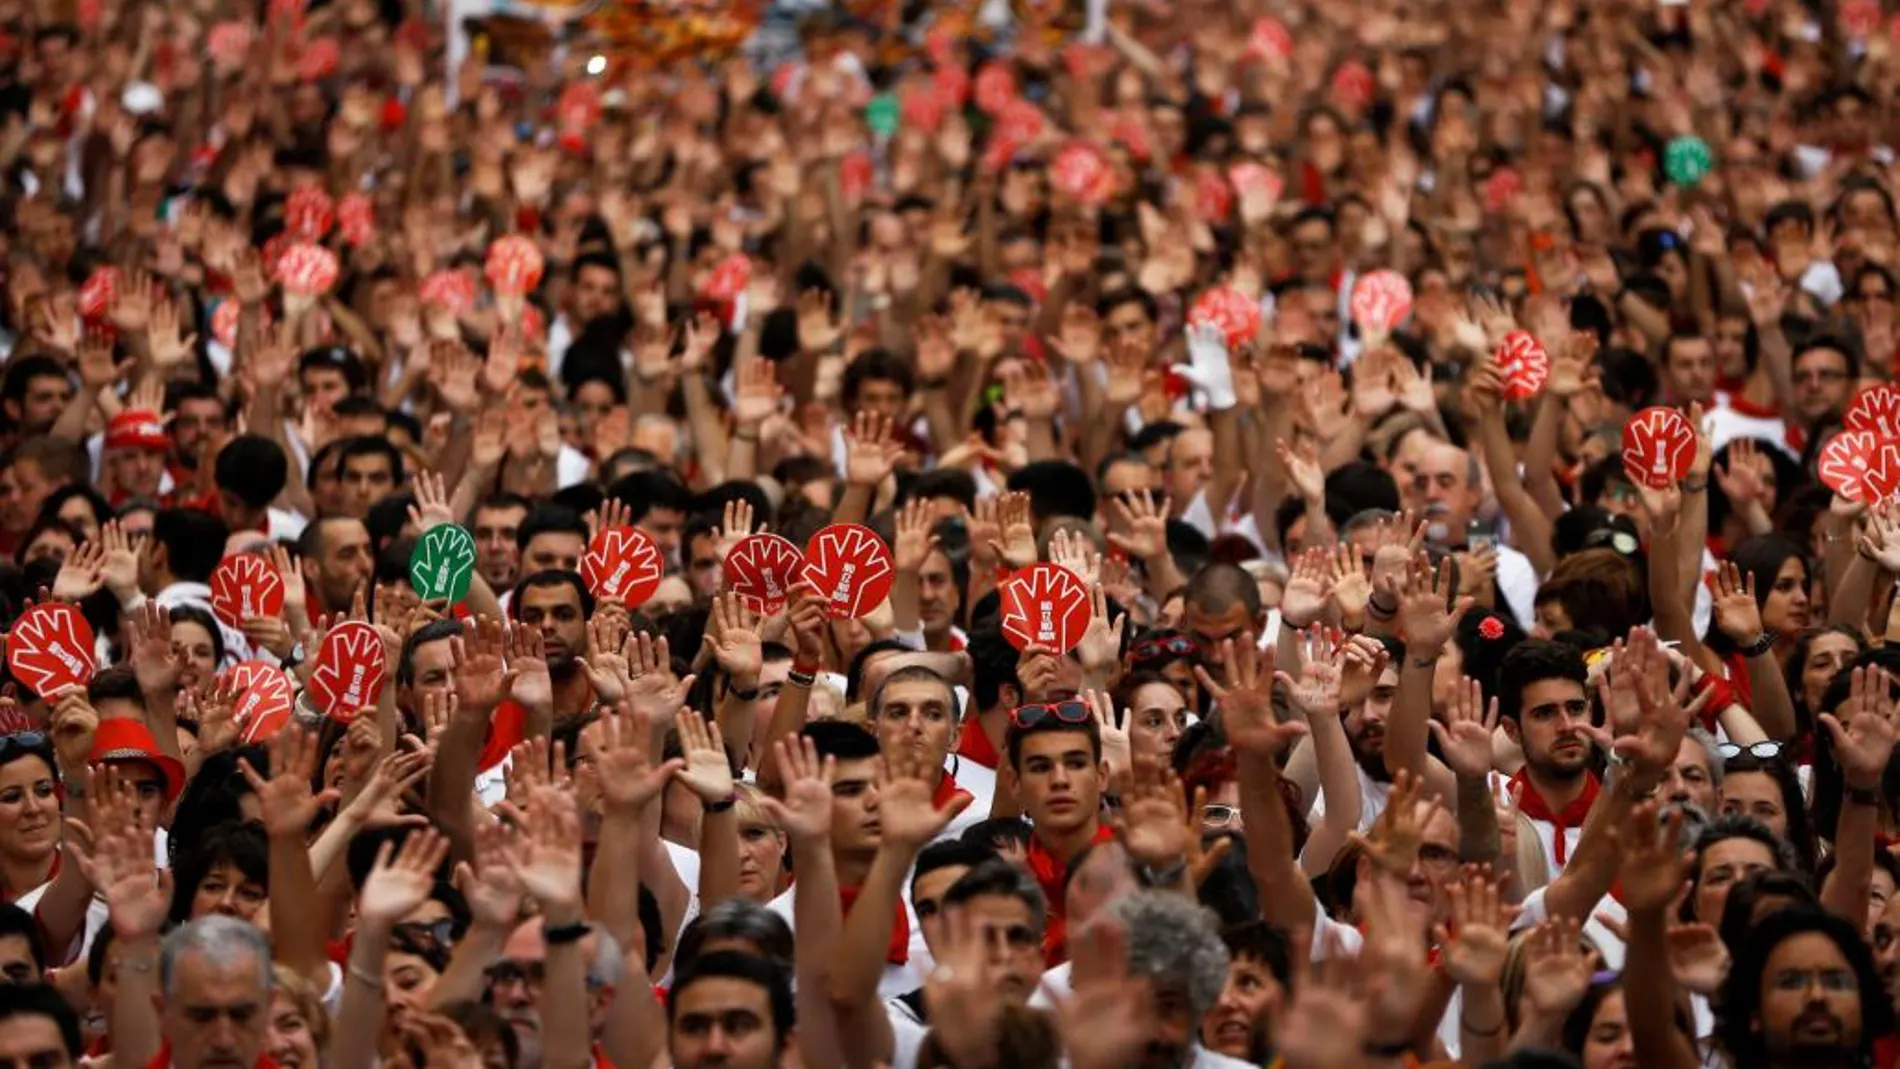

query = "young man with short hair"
[[1003, 698, 1115, 965]]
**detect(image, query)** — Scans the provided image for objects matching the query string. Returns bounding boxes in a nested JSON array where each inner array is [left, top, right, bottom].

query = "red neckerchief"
[[1508, 769, 1600, 867], [955, 715, 1000, 768], [475, 700, 528, 773], [1724, 393, 1782, 419], [1025, 823, 1115, 966], [932, 771, 971, 811], [838, 885, 909, 964]]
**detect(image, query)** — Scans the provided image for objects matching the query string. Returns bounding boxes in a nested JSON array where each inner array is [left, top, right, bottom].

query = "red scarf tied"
[[1508, 769, 1600, 867]]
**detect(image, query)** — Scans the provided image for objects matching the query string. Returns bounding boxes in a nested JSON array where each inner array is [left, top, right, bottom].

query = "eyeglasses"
[[484, 960, 545, 991], [0, 733, 46, 755], [1008, 701, 1092, 730], [1128, 634, 1198, 664], [1201, 803, 1240, 828], [1582, 527, 1640, 557], [1718, 741, 1783, 761], [1417, 843, 1461, 872], [1770, 968, 1858, 993]]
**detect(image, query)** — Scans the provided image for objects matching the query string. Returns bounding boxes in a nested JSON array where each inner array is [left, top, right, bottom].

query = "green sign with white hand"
[[1664, 135, 1713, 187], [409, 524, 476, 604]]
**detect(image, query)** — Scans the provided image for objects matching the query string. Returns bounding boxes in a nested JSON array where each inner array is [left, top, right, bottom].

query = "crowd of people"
[[0, 0, 1898, 1068]]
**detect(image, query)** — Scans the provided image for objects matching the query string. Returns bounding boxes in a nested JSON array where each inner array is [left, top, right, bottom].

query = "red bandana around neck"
[[839, 885, 910, 965], [955, 714, 1000, 768], [932, 770, 972, 812], [1508, 768, 1600, 867], [1025, 823, 1115, 966]]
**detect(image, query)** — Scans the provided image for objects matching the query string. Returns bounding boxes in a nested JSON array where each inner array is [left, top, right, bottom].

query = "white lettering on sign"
[[54, 645, 83, 675], [607, 561, 630, 594], [345, 664, 367, 705], [763, 568, 782, 599], [436, 561, 451, 588], [1038, 601, 1055, 642], [835, 563, 856, 603]]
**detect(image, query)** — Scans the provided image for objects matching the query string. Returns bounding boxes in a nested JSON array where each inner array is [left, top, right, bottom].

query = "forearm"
[[587, 804, 646, 952], [1740, 646, 1798, 739], [835, 482, 875, 526], [1523, 393, 1569, 519], [756, 681, 814, 796], [600, 948, 666, 1069], [1237, 753, 1318, 933], [1303, 712, 1363, 873], [1623, 909, 1701, 1069], [111, 936, 163, 1069], [1456, 772, 1501, 865], [827, 847, 910, 1010], [682, 375, 730, 487], [424, 709, 489, 860], [32, 850, 94, 963], [1540, 774, 1644, 920], [427, 924, 507, 1009], [1829, 552, 1879, 630], [790, 838, 852, 1069], [268, 829, 330, 986], [539, 905, 592, 1069], [696, 807, 742, 910], [1476, 411, 1555, 574], [330, 927, 393, 1069], [1459, 983, 1509, 1065], [1821, 793, 1877, 924]]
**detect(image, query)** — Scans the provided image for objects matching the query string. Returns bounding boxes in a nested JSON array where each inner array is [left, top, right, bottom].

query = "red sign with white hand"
[[484, 235, 546, 297], [7, 602, 96, 696], [276, 243, 339, 297], [1350, 270, 1414, 332], [78, 267, 118, 320], [1051, 142, 1114, 206], [998, 564, 1092, 654], [703, 254, 752, 302], [1494, 330, 1550, 401], [222, 662, 295, 744], [1864, 438, 1900, 503], [724, 534, 805, 615], [1620, 406, 1698, 490], [580, 526, 664, 607], [336, 193, 375, 247], [286, 185, 334, 241], [1189, 286, 1263, 351], [800, 524, 895, 619], [209, 553, 285, 632], [1846, 383, 1900, 437], [1820, 430, 1890, 504], [418, 270, 477, 316], [307, 621, 386, 722]]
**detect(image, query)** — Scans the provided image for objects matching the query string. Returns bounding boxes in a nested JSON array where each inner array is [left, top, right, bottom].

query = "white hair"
[[160, 915, 272, 997]]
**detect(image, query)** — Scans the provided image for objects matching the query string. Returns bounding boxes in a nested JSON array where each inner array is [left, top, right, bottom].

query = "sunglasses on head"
[[1718, 740, 1783, 761], [0, 733, 47, 759], [1008, 701, 1092, 730], [1128, 634, 1198, 663]]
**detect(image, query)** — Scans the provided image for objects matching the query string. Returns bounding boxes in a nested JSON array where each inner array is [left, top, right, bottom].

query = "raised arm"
[[1817, 666, 1897, 924]]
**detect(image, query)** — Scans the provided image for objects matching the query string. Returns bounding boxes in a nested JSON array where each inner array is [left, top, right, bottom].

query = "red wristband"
[[792, 659, 821, 676]]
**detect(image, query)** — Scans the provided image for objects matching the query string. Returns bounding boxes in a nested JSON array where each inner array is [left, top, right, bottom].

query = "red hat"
[[88, 719, 186, 802], [105, 409, 168, 453]]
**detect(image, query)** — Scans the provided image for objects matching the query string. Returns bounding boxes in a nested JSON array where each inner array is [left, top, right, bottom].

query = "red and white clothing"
[[1505, 769, 1599, 875]]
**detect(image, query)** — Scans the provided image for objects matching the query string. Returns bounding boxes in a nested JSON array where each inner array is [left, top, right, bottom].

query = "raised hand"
[[1391, 551, 1472, 655], [1708, 560, 1766, 646], [1519, 917, 1593, 1021], [454, 821, 528, 930], [1434, 866, 1516, 989], [1107, 489, 1172, 563], [1350, 769, 1443, 877], [581, 613, 634, 702], [704, 592, 763, 687], [843, 410, 905, 487], [1273, 627, 1343, 722], [338, 746, 431, 831], [238, 722, 340, 838], [504, 786, 584, 913], [1610, 800, 1689, 915], [1073, 586, 1127, 679], [759, 735, 835, 843], [51, 540, 105, 603], [452, 617, 514, 713], [406, 470, 456, 531], [1195, 638, 1307, 759], [505, 624, 553, 714], [1082, 689, 1133, 786], [1278, 547, 1332, 629], [672, 708, 735, 805], [358, 828, 451, 929], [1821, 665, 1900, 792], [624, 632, 696, 731], [1429, 675, 1499, 780], [1336, 633, 1390, 709], [593, 703, 683, 814], [877, 740, 970, 851], [1330, 542, 1372, 624], [85, 816, 174, 940]]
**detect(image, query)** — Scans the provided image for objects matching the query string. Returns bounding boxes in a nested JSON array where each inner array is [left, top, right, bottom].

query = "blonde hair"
[[732, 783, 781, 836], [271, 964, 332, 1054]]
